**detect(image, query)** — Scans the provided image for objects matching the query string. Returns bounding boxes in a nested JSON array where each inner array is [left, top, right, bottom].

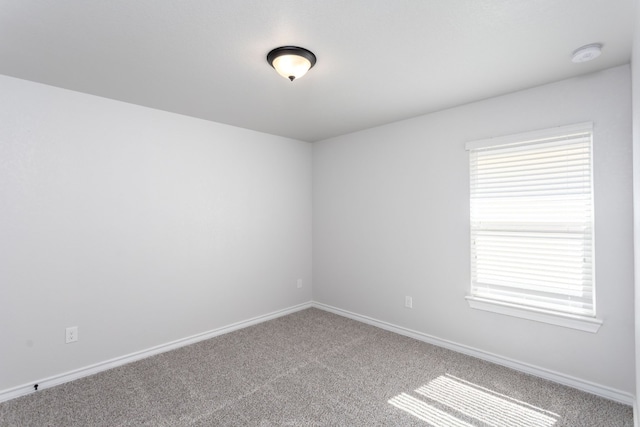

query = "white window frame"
[[465, 123, 602, 333]]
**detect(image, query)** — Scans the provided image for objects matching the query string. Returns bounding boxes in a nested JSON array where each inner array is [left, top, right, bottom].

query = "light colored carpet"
[[0, 308, 633, 426]]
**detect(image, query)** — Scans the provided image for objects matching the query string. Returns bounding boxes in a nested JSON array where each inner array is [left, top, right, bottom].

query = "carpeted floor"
[[0, 308, 633, 426]]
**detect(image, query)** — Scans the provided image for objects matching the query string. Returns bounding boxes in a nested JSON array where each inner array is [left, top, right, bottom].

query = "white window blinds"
[[466, 123, 595, 317]]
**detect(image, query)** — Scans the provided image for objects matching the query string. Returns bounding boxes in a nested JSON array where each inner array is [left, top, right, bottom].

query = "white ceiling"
[[0, 1, 634, 142]]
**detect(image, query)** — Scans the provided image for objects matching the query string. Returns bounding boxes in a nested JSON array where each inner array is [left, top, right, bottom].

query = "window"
[[465, 123, 602, 332]]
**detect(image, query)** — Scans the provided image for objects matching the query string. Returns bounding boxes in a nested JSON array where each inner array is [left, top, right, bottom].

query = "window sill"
[[465, 296, 603, 333]]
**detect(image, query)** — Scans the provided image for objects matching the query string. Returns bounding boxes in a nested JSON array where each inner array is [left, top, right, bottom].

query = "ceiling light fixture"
[[571, 43, 602, 63], [267, 46, 316, 82]]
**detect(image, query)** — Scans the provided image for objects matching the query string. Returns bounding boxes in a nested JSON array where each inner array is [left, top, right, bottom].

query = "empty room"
[[1, 1, 640, 425]]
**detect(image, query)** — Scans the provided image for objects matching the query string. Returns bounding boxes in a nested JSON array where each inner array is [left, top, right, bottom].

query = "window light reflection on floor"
[[388, 393, 475, 427], [388, 374, 559, 427]]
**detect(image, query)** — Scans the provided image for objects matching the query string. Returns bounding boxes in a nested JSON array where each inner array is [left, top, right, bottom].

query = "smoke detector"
[[572, 44, 602, 63]]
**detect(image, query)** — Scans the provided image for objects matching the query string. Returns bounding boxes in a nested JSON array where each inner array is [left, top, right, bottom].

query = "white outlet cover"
[[66, 326, 78, 343]]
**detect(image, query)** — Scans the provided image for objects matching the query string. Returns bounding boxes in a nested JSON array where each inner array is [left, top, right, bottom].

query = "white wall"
[[314, 65, 634, 394], [0, 75, 312, 391], [0, 62, 634, 401], [633, 0, 640, 415]]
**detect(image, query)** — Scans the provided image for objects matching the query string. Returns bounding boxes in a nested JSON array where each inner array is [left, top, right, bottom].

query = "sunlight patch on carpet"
[[389, 374, 559, 426], [388, 393, 475, 426]]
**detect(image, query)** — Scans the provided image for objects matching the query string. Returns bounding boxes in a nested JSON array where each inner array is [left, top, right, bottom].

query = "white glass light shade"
[[272, 54, 311, 81]]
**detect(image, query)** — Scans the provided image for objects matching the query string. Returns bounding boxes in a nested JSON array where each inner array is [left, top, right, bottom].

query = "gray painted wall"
[[313, 65, 634, 393], [0, 75, 312, 391]]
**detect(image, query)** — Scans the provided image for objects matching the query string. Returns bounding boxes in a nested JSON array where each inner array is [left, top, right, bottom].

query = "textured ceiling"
[[0, 1, 634, 142]]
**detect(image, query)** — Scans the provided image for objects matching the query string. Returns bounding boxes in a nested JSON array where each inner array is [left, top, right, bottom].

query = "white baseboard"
[[0, 301, 312, 404], [2, 300, 633, 407], [312, 302, 635, 406]]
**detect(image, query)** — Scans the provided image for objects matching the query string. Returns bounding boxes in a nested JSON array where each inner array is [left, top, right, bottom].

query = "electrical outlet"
[[297, 279, 303, 289], [405, 296, 413, 309], [66, 326, 78, 344]]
